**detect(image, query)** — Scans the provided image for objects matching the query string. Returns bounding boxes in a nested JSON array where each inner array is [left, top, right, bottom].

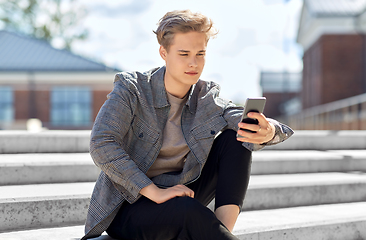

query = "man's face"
[[160, 31, 207, 96]]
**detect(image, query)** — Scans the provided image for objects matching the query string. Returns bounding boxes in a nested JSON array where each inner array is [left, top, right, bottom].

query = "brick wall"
[[33, 90, 50, 123], [14, 90, 30, 120], [302, 34, 366, 109], [92, 90, 111, 121], [13, 88, 111, 130], [302, 36, 322, 109], [322, 35, 364, 103]]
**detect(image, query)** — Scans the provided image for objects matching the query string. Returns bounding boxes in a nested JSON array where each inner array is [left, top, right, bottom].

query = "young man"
[[82, 10, 293, 240]]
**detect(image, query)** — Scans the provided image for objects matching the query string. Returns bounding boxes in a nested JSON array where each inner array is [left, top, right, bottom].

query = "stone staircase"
[[0, 130, 365, 240]]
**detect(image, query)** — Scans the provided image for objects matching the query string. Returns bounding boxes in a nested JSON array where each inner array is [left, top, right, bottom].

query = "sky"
[[70, 0, 304, 104]]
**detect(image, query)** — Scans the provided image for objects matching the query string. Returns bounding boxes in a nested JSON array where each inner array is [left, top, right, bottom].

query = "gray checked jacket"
[[82, 66, 294, 239]]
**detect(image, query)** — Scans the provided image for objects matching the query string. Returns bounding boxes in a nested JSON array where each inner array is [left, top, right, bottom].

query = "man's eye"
[[197, 53, 205, 56], [180, 54, 188, 56]]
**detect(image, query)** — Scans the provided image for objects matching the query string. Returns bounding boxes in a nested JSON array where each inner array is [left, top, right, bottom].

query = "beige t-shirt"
[[146, 92, 190, 178]]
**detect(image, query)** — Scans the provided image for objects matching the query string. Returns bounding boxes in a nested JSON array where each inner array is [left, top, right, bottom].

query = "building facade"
[[0, 31, 119, 130], [297, 0, 366, 109], [260, 71, 302, 118]]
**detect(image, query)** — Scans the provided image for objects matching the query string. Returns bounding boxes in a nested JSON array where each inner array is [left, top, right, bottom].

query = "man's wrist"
[[260, 122, 276, 145], [140, 183, 160, 201], [267, 122, 276, 142]]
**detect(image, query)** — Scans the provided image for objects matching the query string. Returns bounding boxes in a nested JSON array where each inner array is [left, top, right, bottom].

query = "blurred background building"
[[260, 71, 302, 118], [4, 0, 366, 131], [0, 30, 118, 130], [298, 0, 366, 109], [263, 0, 366, 130]]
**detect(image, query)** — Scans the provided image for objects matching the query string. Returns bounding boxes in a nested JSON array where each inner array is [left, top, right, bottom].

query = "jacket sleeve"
[[221, 99, 294, 151], [89, 77, 153, 204]]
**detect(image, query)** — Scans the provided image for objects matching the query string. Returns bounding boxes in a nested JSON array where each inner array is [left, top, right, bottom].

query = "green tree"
[[0, 0, 88, 50]]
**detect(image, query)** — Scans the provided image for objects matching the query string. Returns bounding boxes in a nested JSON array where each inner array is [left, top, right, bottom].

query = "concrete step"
[[0, 182, 94, 232], [2, 173, 366, 232], [1, 202, 365, 240], [0, 130, 90, 153], [234, 202, 366, 240], [2, 130, 366, 153], [251, 149, 366, 174], [0, 153, 100, 185], [2, 150, 366, 185], [242, 172, 366, 211], [266, 130, 366, 150]]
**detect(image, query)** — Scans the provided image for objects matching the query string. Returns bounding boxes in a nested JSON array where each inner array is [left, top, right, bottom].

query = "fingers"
[[141, 183, 195, 204], [157, 185, 195, 204], [237, 112, 275, 144], [247, 112, 267, 126], [237, 130, 265, 144], [238, 122, 261, 133], [171, 184, 195, 198]]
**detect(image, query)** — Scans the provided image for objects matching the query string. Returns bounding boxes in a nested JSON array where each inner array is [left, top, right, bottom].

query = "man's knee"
[[216, 129, 252, 157], [174, 196, 207, 219]]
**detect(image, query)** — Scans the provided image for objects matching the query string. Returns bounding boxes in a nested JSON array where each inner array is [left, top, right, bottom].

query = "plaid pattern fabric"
[[81, 66, 294, 239]]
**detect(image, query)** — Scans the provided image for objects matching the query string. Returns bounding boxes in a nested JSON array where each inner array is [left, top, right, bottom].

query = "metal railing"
[[287, 93, 366, 130]]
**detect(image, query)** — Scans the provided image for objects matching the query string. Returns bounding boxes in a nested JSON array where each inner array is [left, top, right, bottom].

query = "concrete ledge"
[[243, 182, 366, 211], [1, 150, 366, 186], [0, 182, 94, 232], [1, 150, 366, 185], [0, 195, 90, 232], [243, 172, 366, 211], [252, 150, 366, 174], [2, 173, 366, 232], [237, 219, 366, 240], [2, 130, 366, 153], [234, 202, 366, 240], [0, 131, 90, 153], [1, 203, 365, 240], [265, 130, 366, 150], [0, 153, 100, 185]]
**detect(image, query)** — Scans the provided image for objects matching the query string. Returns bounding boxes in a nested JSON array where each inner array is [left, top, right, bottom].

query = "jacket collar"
[[151, 66, 197, 113], [151, 66, 169, 109]]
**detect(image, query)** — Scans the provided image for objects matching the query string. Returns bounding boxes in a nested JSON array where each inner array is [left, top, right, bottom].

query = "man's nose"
[[189, 57, 198, 67]]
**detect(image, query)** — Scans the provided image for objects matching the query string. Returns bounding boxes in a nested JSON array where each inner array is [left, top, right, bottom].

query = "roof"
[[297, 0, 366, 51], [0, 30, 119, 72], [305, 0, 366, 17]]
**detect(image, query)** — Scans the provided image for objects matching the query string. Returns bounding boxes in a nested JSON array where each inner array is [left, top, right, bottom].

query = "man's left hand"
[[236, 112, 275, 144]]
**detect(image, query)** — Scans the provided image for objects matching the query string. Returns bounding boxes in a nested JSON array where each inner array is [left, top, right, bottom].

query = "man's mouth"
[[185, 71, 198, 76]]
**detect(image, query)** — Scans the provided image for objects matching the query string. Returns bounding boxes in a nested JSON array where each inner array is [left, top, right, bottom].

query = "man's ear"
[[159, 45, 167, 60]]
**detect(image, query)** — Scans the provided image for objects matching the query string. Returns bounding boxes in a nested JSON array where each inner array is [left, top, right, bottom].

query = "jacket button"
[[139, 133, 144, 138], [211, 130, 215, 135]]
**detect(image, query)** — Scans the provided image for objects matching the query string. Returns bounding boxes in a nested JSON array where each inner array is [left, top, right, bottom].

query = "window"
[[0, 86, 14, 123], [51, 87, 92, 126]]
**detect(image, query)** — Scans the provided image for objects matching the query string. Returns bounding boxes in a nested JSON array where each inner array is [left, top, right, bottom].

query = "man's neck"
[[164, 75, 191, 99]]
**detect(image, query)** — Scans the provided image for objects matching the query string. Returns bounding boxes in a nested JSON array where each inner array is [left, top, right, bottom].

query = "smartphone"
[[236, 97, 266, 138]]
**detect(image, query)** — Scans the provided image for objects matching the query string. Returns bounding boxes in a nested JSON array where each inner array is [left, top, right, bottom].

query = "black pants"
[[106, 129, 252, 240]]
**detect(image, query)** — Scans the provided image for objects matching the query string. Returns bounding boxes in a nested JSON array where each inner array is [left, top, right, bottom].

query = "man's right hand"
[[140, 183, 194, 204]]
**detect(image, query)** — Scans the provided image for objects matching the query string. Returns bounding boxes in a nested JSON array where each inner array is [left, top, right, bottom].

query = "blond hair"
[[154, 10, 218, 51]]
